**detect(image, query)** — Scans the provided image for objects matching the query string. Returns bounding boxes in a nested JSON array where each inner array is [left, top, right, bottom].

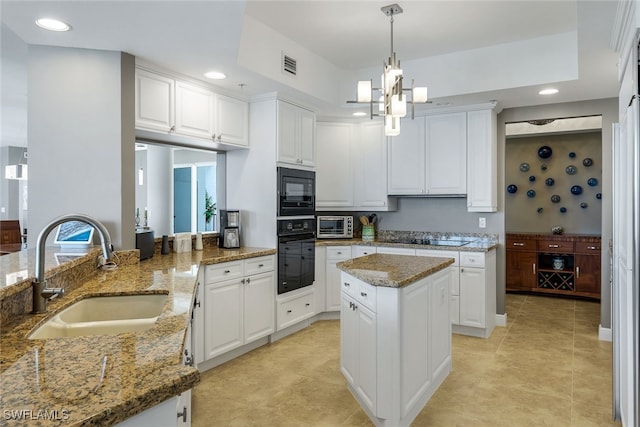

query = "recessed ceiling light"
[[204, 71, 226, 80], [35, 18, 71, 32], [538, 88, 559, 96], [352, 112, 367, 117]]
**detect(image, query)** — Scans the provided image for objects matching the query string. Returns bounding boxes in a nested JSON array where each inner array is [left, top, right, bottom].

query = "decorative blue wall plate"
[[538, 146, 552, 159]]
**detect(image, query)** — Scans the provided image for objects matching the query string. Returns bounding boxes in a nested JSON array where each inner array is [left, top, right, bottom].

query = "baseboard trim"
[[599, 324, 612, 342], [495, 313, 508, 327]]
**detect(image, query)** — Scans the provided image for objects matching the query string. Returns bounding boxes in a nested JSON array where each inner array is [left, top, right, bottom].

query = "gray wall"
[[27, 46, 135, 249], [506, 131, 603, 234], [499, 98, 617, 329]]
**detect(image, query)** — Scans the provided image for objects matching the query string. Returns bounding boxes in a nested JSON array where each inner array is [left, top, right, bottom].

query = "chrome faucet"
[[33, 214, 114, 314]]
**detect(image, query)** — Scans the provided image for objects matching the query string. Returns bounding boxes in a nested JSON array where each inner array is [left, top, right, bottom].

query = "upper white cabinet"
[[316, 122, 354, 208], [277, 100, 316, 167], [425, 112, 467, 195], [316, 121, 396, 211], [388, 112, 466, 195], [135, 67, 249, 147], [466, 109, 497, 212], [135, 68, 175, 133]]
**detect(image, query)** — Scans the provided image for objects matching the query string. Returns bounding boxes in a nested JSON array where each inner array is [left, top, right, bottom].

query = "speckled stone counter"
[[336, 253, 454, 288], [0, 246, 275, 426]]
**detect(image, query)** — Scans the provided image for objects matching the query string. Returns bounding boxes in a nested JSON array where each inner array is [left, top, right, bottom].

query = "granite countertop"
[[336, 253, 454, 288], [0, 246, 276, 426], [316, 237, 498, 252]]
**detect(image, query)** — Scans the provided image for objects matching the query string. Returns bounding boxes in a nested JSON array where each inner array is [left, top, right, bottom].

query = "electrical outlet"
[[479, 217, 486, 228]]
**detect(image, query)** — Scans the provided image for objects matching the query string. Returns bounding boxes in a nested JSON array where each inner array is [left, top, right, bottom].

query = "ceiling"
[[0, 1, 621, 118]]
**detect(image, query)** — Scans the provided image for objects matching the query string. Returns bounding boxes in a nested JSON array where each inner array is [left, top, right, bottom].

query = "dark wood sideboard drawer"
[[575, 241, 601, 254], [506, 238, 536, 251], [538, 240, 574, 253]]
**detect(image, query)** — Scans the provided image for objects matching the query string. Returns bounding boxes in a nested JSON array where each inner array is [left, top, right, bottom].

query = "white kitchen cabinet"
[[466, 109, 497, 212], [457, 250, 496, 338], [352, 245, 376, 258], [202, 256, 275, 360], [135, 67, 249, 147], [425, 112, 467, 195], [355, 121, 396, 209], [215, 94, 249, 146], [175, 81, 215, 139], [276, 286, 315, 330], [135, 68, 175, 133], [416, 249, 460, 325], [314, 246, 327, 313], [326, 246, 352, 311], [340, 268, 451, 426], [277, 100, 316, 167], [387, 117, 426, 195], [376, 246, 416, 255], [316, 122, 354, 208]]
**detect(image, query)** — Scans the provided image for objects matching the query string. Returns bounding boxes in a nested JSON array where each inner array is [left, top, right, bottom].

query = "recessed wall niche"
[[505, 130, 602, 234]]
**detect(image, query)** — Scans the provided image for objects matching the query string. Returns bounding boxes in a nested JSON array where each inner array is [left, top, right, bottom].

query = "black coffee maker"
[[219, 210, 241, 248]]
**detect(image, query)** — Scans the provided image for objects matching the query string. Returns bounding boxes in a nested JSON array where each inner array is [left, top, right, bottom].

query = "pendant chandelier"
[[348, 3, 429, 136]]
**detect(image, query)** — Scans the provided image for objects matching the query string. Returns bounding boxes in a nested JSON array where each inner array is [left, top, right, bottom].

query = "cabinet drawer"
[[415, 249, 459, 266], [205, 261, 243, 284], [506, 238, 536, 251], [244, 255, 275, 275], [353, 246, 376, 258], [575, 241, 601, 254], [538, 240, 574, 253], [356, 281, 376, 311], [327, 246, 352, 260], [341, 277, 357, 298], [460, 252, 485, 268], [277, 289, 315, 330]]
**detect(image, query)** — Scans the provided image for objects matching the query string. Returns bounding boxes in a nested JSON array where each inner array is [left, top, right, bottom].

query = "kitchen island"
[[0, 244, 275, 426], [337, 253, 454, 427]]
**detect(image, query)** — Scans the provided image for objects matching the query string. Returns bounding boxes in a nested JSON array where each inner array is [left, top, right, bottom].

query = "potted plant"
[[204, 191, 216, 231]]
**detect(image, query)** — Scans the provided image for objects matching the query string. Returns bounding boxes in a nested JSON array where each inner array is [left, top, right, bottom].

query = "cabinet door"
[[326, 259, 344, 311], [244, 271, 275, 342], [299, 108, 316, 166], [278, 241, 302, 294], [175, 81, 215, 139], [459, 267, 485, 328], [355, 302, 377, 413], [204, 279, 243, 359], [176, 390, 192, 426], [353, 245, 376, 258], [216, 94, 248, 146], [506, 251, 537, 291], [425, 112, 467, 194], [316, 122, 354, 208], [387, 117, 425, 195], [356, 121, 389, 208], [431, 269, 452, 377], [277, 101, 299, 164], [467, 109, 497, 212], [340, 294, 358, 385], [575, 254, 601, 295], [135, 69, 174, 132]]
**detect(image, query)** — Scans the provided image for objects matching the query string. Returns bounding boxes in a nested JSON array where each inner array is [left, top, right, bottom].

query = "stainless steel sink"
[[29, 293, 168, 339]]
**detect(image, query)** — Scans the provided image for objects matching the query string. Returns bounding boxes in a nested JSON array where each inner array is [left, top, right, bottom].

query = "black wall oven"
[[277, 167, 315, 217], [277, 218, 315, 294]]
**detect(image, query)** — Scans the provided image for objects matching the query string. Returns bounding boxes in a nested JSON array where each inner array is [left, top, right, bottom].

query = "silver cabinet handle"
[[240, 278, 245, 284], [212, 134, 216, 140], [287, 309, 292, 313], [548, 244, 560, 248], [513, 242, 525, 246], [224, 269, 231, 273], [533, 263, 536, 275], [305, 303, 310, 307], [576, 267, 580, 278], [587, 246, 598, 250], [343, 282, 350, 287], [169, 125, 176, 134], [337, 252, 342, 255], [258, 263, 264, 267], [177, 406, 188, 423], [360, 292, 367, 297]]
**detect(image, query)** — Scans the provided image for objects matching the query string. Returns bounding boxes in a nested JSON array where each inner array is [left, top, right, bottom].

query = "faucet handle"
[[42, 288, 64, 301]]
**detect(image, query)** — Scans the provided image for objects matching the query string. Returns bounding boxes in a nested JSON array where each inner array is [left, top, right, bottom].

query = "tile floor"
[[192, 294, 620, 426]]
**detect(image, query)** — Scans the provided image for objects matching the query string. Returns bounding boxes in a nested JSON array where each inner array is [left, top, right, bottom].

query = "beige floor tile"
[[192, 296, 621, 427]]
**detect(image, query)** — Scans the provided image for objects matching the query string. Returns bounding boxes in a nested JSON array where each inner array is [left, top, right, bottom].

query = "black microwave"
[[277, 167, 315, 217]]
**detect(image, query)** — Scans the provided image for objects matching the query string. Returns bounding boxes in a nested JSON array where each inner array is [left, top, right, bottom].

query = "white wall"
[[27, 46, 135, 249], [146, 145, 173, 236]]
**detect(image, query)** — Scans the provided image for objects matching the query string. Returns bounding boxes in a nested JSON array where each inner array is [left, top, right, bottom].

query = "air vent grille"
[[282, 53, 297, 76]]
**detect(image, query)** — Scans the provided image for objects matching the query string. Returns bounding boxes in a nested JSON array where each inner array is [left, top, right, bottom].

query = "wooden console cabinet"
[[506, 233, 601, 300]]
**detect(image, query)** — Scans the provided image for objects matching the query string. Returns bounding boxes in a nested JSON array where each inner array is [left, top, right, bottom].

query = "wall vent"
[[282, 53, 297, 77]]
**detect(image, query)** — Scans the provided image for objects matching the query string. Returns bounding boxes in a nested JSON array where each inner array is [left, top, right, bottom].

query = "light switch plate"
[[479, 217, 486, 228]]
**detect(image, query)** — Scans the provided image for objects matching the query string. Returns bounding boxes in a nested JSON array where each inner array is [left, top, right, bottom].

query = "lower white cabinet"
[[340, 268, 451, 426], [116, 392, 191, 426], [202, 256, 275, 360], [352, 245, 376, 258], [457, 250, 496, 338], [416, 249, 460, 325], [376, 246, 416, 255], [326, 246, 352, 311], [276, 286, 315, 330]]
